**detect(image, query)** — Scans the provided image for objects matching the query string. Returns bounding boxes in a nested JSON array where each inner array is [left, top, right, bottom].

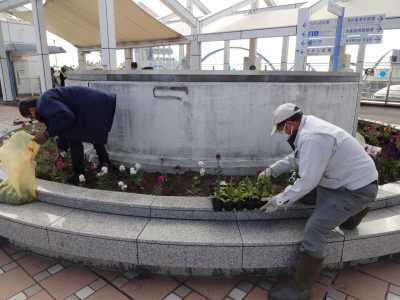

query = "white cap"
[[271, 103, 302, 135]]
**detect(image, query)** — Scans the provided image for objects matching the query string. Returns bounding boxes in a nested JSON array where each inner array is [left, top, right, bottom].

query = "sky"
[[41, 0, 400, 71]]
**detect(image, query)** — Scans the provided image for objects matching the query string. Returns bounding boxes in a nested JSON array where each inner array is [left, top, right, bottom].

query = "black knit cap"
[[19, 99, 37, 118]]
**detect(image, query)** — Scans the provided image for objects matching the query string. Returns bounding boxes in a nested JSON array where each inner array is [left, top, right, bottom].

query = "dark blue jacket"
[[37, 86, 116, 145]]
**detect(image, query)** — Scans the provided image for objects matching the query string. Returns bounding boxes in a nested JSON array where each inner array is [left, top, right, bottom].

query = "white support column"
[[356, 44, 366, 73], [186, 0, 193, 12], [294, 8, 309, 71], [281, 36, 289, 71], [179, 44, 185, 65], [249, 38, 257, 69], [78, 50, 87, 70], [98, 0, 117, 69], [124, 48, 133, 70], [0, 25, 14, 101], [224, 40, 230, 71], [248, 1, 259, 70], [189, 38, 201, 70], [32, 0, 52, 92]]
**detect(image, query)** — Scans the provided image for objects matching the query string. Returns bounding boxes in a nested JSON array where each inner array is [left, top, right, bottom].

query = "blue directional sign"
[[341, 35, 383, 45], [344, 14, 385, 25], [343, 24, 383, 35]]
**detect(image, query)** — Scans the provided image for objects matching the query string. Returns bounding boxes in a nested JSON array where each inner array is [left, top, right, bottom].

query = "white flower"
[[78, 174, 86, 183], [121, 184, 128, 191], [134, 163, 141, 170], [199, 167, 206, 177], [219, 181, 227, 187], [101, 166, 108, 174], [130, 167, 137, 175], [118, 181, 124, 187], [96, 172, 102, 177], [119, 165, 126, 172], [198, 161, 205, 167]]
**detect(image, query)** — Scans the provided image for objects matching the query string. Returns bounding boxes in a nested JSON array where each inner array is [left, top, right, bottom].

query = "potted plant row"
[[212, 176, 272, 211]]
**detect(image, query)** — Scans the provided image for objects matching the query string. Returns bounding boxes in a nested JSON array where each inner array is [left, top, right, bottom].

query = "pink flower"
[[157, 175, 166, 184], [55, 158, 65, 169]]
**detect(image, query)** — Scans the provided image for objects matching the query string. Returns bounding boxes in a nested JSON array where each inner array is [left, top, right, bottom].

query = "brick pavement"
[[0, 241, 399, 300]]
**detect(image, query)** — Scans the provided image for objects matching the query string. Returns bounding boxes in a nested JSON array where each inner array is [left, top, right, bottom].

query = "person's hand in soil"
[[33, 131, 49, 145]]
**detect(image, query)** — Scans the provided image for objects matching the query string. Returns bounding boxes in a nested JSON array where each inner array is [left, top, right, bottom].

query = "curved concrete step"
[[35, 177, 400, 221], [0, 201, 399, 271]]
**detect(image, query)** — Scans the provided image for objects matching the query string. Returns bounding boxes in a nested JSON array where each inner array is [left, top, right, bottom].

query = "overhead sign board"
[[341, 35, 383, 45], [343, 24, 383, 36], [307, 47, 334, 56], [344, 14, 385, 26], [303, 29, 336, 38], [304, 38, 335, 47]]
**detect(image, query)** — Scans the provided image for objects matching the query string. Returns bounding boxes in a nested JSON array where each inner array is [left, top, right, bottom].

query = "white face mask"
[[278, 123, 293, 139]]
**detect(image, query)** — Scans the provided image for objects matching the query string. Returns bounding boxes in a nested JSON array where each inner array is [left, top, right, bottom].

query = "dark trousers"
[[70, 141, 110, 175]]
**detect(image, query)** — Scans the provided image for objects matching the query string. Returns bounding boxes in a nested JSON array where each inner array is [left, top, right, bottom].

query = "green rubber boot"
[[269, 253, 324, 300]]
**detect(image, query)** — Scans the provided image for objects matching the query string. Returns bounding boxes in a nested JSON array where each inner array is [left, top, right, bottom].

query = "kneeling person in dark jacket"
[[19, 86, 117, 184]]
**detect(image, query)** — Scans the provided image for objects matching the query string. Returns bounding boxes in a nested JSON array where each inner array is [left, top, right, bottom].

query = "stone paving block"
[[342, 209, 400, 262], [48, 210, 148, 263], [49, 231, 138, 264], [112, 276, 129, 288], [380, 182, 400, 195], [239, 220, 343, 268], [2, 262, 18, 272], [38, 180, 154, 217], [236, 206, 312, 221], [151, 196, 237, 221], [174, 284, 192, 297], [228, 287, 247, 300], [89, 278, 107, 291], [0, 203, 72, 249], [164, 293, 182, 300], [76, 286, 95, 299], [8, 292, 27, 300], [33, 270, 51, 281], [48, 264, 64, 274], [23, 284, 42, 297], [138, 219, 242, 268]]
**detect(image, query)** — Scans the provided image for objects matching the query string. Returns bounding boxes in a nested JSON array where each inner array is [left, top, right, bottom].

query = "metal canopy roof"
[[12, 0, 181, 48], [200, 0, 400, 35]]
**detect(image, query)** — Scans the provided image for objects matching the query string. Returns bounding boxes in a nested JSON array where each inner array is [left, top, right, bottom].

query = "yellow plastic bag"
[[0, 131, 40, 204]]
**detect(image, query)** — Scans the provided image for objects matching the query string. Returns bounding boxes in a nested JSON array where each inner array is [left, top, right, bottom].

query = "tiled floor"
[[0, 240, 399, 300]]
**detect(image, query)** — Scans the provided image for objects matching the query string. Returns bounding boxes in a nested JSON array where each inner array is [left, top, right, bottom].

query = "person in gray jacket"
[[258, 103, 378, 300]]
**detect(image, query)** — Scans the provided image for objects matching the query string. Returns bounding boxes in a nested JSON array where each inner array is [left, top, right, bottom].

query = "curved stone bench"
[[0, 201, 399, 273], [33, 177, 400, 221]]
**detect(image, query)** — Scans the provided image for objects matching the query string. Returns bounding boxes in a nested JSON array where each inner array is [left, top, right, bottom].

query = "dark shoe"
[[270, 253, 323, 300], [340, 207, 369, 230], [66, 174, 80, 185]]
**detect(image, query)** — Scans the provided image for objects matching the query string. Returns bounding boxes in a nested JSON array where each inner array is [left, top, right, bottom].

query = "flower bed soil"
[[3, 120, 399, 199]]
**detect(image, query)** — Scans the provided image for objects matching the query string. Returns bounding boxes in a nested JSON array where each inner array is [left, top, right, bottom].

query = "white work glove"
[[258, 167, 272, 180], [259, 195, 290, 213]]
